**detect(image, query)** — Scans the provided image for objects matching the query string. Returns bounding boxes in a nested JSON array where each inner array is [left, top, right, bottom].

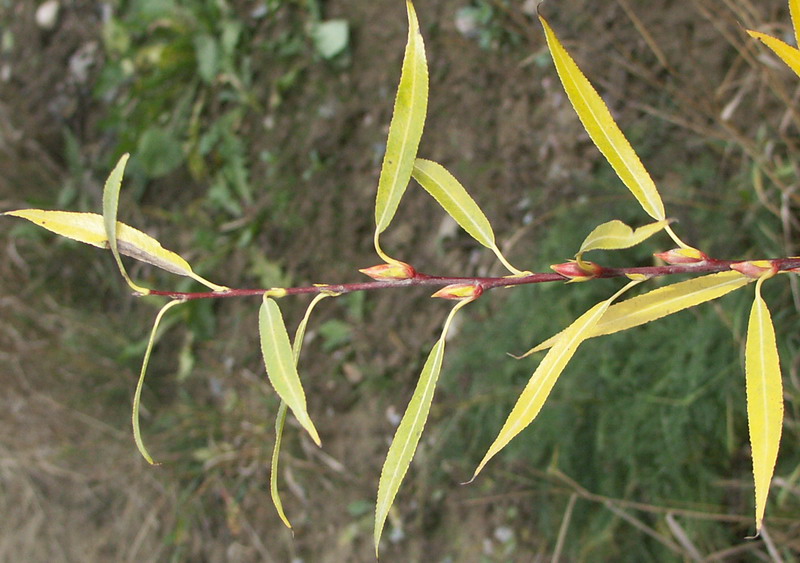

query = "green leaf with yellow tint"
[[133, 299, 185, 464], [5, 209, 227, 292], [373, 0, 428, 262], [472, 281, 640, 479], [271, 293, 333, 529], [375, 297, 473, 555], [521, 271, 752, 356], [540, 16, 665, 221], [259, 296, 321, 446], [745, 276, 784, 534], [746, 29, 800, 79], [101, 154, 150, 294], [412, 158, 524, 275], [577, 219, 669, 260]]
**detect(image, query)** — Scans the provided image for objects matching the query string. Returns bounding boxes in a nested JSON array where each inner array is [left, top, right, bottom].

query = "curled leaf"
[[412, 158, 524, 275], [577, 219, 669, 259], [521, 271, 752, 357], [471, 281, 640, 480], [5, 209, 227, 292], [259, 296, 321, 446], [745, 277, 784, 534], [375, 297, 473, 555], [540, 15, 665, 221], [133, 299, 185, 464], [747, 29, 800, 79], [373, 0, 428, 262]]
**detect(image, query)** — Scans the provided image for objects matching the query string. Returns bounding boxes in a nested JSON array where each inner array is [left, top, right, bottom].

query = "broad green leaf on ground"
[[746, 29, 800, 79], [373, 0, 428, 263], [576, 219, 669, 260], [133, 299, 185, 464], [259, 296, 321, 446], [102, 153, 150, 294], [745, 276, 784, 534], [521, 271, 752, 356], [271, 293, 333, 529], [472, 281, 640, 479], [412, 158, 524, 275], [5, 210, 228, 292], [375, 296, 473, 555], [539, 16, 665, 221]]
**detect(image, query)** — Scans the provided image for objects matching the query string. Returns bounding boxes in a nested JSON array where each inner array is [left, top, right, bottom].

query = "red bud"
[[359, 261, 416, 280], [431, 283, 483, 300], [551, 260, 602, 282], [730, 260, 777, 279], [654, 247, 708, 264]]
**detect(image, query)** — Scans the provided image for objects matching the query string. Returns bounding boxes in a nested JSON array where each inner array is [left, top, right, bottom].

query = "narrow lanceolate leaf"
[[540, 16, 665, 221], [577, 219, 669, 259], [259, 296, 321, 446], [5, 210, 227, 292], [745, 277, 784, 534], [373, 0, 428, 260], [746, 29, 800, 79], [375, 297, 472, 556], [522, 271, 752, 356], [472, 281, 640, 479], [412, 158, 524, 275], [271, 293, 333, 529], [102, 154, 149, 294], [133, 299, 185, 464], [791, 0, 800, 49]]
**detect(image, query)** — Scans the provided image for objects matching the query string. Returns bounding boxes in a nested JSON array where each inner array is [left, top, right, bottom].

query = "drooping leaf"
[[472, 281, 640, 479], [412, 158, 524, 275], [745, 276, 784, 534], [746, 29, 800, 79], [259, 296, 321, 446], [577, 219, 669, 259], [102, 153, 150, 294], [375, 297, 472, 555], [271, 293, 333, 529], [373, 0, 428, 262], [521, 271, 752, 356], [539, 16, 665, 221], [133, 299, 185, 464], [5, 209, 227, 292]]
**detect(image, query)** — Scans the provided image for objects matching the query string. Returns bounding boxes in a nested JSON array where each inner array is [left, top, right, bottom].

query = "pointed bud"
[[359, 261, 416, 280], [551, 260, 602, 282], [431, 283, 483, 300], [730, 260, 778, 279], [654, 247, 708, 264]]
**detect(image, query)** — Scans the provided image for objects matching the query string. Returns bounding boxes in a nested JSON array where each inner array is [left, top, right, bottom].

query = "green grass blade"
[[132, 299, 185, 464], [745, 277, 784, 534]]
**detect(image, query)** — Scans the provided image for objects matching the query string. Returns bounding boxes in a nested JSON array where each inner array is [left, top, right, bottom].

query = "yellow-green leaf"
[[540, 16, 665, 221], [522, 271, 752, 356], [745, 277, 784, 534], [375, 297, 472, 555], [102, 154, 150, 294], [746, 29, 800, 79], [472, 281, 640, 479], [259, 296, 321, 446], [577, 219, 669, 259], [373, 0, 428, 261], [412, 158, 524, 275], [5, 209, 227, 292], [270, 293, 333, 529], [133, 299, 185, 464], [791, 0, 800, 49]]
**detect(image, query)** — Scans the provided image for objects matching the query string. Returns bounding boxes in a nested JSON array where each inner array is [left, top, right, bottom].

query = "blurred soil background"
[[1, 0, 800, 561]]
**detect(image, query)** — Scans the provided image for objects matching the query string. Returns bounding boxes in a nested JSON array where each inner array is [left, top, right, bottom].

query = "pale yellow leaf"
[[259, 296, 320, 446], [374, 0, 428, 261], [792, 0, 800, 49], [745, 277, 784, 534], [540, 16, 665, 220], [472, 281, 640, 479], [522, 271, 752, 356], [577, 219, 669, 257], [375, 297, 472, 556], [747, 29, 800, 79], [5, 209, 227, 291]]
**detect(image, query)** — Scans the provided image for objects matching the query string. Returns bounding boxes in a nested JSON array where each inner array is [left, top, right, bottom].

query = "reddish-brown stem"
[[143, 257, 800, 301]]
